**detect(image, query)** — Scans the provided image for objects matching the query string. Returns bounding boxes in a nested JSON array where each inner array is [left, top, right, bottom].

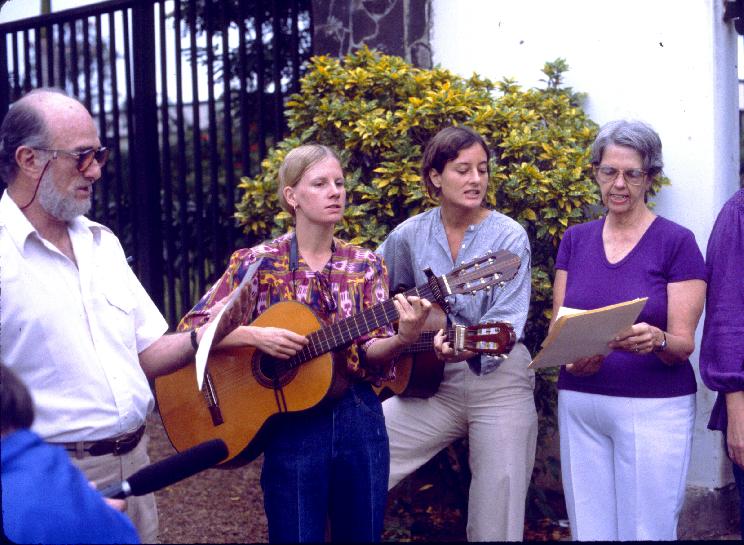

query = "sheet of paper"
[[529, 297, 648, 369], [554, 306, 582, 320], [539, 306, 583, 348], [194, 259, 262, 390]]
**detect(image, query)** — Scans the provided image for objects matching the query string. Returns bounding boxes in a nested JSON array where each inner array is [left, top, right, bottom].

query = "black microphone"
[[99, 439, 228, 499]]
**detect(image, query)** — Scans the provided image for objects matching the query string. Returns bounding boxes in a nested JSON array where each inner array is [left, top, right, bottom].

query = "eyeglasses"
[[34, 147, 109, 172], [594, 165, 647, 186]]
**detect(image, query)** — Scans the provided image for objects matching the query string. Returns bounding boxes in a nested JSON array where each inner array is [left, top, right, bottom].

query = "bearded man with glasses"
[[0, 88, 250, 542]]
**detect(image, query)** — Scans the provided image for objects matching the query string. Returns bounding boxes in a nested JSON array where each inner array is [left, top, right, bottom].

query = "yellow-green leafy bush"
[[237, 47, 639, 355], [235, 47, 670, 517]]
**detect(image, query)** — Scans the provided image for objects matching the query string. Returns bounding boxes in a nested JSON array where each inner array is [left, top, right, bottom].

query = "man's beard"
[[37, 171, 91, 221]]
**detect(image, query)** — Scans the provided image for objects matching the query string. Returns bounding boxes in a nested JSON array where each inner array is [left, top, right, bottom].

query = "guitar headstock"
[[461, 321, 516, 355], [428, 250, 520, 306]]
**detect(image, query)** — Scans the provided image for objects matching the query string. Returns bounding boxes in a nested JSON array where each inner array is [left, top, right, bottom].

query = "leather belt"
[[55, 424, 146, 458]]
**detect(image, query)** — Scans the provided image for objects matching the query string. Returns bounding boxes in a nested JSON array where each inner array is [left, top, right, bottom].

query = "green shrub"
[[235, 45, 668, 519], [236, 47, 669, 349], [237, 46, 607, 354]]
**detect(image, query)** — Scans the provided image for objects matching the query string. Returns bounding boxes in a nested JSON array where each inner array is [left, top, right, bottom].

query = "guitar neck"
[[402, 329, 449, 355], [402, 322, 515, 356], [288, 283, 436, 368], [282, 249, 520, 369]]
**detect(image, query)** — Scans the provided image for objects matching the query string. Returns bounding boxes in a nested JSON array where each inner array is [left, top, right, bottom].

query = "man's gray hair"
[[0, 87, 69, 186], [590, 119, 664, 177]]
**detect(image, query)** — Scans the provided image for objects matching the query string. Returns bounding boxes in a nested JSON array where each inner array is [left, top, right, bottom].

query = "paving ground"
[[147, 412, 740, 542], [147, 411, 566, 543], [148, 413, 268, 543]]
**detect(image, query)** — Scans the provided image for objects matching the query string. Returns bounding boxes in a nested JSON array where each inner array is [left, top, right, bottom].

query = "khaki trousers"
[[383, 343, 538, 541], [69, 433, 159, 543]]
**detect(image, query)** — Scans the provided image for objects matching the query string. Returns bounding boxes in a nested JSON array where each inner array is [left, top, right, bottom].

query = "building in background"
[[3, 0, 742, 537]]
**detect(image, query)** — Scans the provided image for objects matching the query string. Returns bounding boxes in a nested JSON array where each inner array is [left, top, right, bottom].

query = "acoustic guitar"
[[154, 249, 520, 466], [373, 321, 516, 399]]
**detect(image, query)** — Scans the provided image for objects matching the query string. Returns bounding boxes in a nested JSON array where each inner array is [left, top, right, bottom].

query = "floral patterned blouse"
[[178, 232, 395, 381]]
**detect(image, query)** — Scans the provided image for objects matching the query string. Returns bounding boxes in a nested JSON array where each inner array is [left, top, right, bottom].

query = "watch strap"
[[653, 331, 667, 352], [190, 328, 199, 351]]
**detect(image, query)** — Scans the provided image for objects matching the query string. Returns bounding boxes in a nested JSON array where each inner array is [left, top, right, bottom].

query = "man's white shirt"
[[0, 190, 168, 442]]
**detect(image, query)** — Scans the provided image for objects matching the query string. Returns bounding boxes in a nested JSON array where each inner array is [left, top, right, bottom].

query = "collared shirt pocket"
[[98, 280, 138, 352]]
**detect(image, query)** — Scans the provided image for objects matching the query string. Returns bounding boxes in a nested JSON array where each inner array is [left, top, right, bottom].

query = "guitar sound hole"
[[252, 352, 298, 389]]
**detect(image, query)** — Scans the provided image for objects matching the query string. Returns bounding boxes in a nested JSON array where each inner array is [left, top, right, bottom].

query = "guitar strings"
[[287, 284, 434, 369], [284, 251, 516, 369]]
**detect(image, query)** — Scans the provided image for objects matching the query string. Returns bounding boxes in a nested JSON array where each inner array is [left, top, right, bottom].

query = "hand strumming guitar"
[[202, 283, 309, 359], [238, 326, 309, 359]]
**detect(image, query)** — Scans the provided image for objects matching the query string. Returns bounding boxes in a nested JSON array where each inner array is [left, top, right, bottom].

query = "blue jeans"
[[734, 461, 744, 539], [260, 382, 389, 543]]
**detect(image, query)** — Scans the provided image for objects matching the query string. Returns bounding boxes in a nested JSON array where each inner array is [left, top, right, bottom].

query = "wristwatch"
[[653, 331, 667, 353]]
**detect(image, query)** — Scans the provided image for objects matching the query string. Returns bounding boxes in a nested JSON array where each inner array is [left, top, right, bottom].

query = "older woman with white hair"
[[550, 120, 707, 540]]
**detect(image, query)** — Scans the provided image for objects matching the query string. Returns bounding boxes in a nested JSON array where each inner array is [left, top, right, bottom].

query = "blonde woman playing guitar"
[[170, 145, 431, 543]]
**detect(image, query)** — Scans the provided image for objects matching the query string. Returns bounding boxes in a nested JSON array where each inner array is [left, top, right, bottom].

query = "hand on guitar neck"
[[374, 304, 517, 399], [426, 305, 476, 363], [407, 304, 475, 363], [379, 294, 433, 354]]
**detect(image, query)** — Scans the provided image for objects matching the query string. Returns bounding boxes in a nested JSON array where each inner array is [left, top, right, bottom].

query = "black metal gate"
[[0, 0, 313, 325]]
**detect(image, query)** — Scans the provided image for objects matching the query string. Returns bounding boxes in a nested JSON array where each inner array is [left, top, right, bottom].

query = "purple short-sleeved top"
[[555, 215, 706, 398]]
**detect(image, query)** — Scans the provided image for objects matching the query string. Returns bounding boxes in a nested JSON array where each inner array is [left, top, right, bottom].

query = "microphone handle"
[[99, 480, 133, 499]]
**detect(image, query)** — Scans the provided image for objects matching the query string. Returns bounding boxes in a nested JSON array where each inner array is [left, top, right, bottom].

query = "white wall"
[[431, 0, 740, 489]]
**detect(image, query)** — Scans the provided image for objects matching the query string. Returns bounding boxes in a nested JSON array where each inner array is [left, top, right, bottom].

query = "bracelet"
[[190, 328, 199, 351]]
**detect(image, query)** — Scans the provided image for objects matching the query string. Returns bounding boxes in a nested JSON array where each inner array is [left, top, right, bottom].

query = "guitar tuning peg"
[[498, 281, 505, 288]]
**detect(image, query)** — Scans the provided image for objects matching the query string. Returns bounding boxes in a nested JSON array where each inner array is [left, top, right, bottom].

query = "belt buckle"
[[112, 433, 136, 455]]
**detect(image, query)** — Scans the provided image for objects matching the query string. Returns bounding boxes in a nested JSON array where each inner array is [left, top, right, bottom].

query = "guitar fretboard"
[[286, 283, 435, 368], [403, 330, 443, 354]]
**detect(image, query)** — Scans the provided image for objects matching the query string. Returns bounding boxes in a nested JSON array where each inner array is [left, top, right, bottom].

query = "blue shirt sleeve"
[[377, 226, 416, 295], [2, 430, 140, 544]]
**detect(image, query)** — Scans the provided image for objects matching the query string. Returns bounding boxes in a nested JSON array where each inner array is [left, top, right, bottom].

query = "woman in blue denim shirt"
[[377, 126, 538, 541]]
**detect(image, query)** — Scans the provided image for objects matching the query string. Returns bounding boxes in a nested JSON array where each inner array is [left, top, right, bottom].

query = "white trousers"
[[383, 343, 538, 541], [558, 389, 695, 541]]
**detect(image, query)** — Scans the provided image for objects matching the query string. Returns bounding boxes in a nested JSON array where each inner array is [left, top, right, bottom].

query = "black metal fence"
[[0, 0, 313, 325]]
